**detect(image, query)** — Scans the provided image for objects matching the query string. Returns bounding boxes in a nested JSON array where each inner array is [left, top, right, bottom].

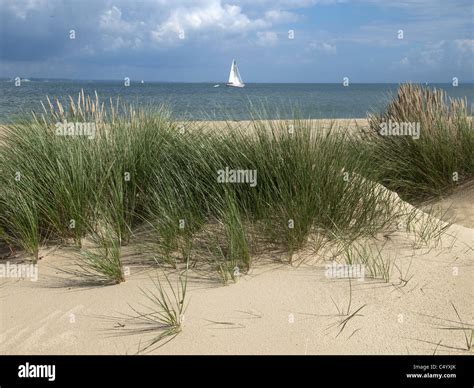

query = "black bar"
[[0, 355, 472, 387]]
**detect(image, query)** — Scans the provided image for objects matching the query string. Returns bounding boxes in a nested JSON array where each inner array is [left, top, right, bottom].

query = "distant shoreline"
[[2, 79, 474, 84]]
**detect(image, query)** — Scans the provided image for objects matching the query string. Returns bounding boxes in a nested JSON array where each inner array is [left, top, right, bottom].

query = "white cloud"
[[99, 6, 145, 50], [264, 9, 299, 23], [256, 31, 278, 46], [392, 39, 473, 73], [390, 56, 410, 71], [309, 41, 337, 54], [99, 6, 136, 34], [2, 0, 52, 19], [419, 41, 445, 67], [400, 56, 409, 66], [454, 39, 474, 53], [150, 1, 269, 44]]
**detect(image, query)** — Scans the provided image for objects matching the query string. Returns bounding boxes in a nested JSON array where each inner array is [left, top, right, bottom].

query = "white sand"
[[421, 180, 474, 229], [1, 182, 472, 355]]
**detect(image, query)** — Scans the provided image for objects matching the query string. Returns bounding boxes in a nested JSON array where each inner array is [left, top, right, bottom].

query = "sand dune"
[[1, 183, 472, 355], [421, 180, 474, 229]]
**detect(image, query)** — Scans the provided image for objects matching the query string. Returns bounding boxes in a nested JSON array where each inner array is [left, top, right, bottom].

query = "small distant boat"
[[213, 84, 220, 88], [140, 80, 144, 84], [226, 59, 245, 88]]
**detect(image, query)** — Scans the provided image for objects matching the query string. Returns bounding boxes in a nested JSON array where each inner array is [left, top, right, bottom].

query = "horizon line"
[[2, 78, 474, 84]]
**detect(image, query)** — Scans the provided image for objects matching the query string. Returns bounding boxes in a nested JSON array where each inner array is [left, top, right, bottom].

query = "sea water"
[[0, 80, 472, 121]]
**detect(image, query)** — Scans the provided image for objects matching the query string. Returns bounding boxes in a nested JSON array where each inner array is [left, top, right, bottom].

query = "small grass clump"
[[131, 268, 188, 352], [74, 221, 125, 285], [341, 241, 392, 282], [447, 302, 473, 352]]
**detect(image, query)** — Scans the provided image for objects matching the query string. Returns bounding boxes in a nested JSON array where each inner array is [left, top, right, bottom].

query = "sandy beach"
[[1, 180, 472, 355]]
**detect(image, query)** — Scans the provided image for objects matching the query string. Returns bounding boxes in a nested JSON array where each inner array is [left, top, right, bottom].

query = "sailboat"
[[226, 59, 245, 88]]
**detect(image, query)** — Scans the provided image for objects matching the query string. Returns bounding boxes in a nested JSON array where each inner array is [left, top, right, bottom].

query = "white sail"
[[234, 62, 243, 85], [228, 61, 236, 84], [227, 59, 245, 87]]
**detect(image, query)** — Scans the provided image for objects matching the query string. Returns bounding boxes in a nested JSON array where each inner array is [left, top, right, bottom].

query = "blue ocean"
[[0, 80, 472, 121]]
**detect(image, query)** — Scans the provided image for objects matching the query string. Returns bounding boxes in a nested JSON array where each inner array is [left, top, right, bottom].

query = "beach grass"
[[133, 268, 188, 352], [366, 83, 474, 201], [0, 187, 41, 262], [0, 83, 472, 279], [73, 210, 125, 284]]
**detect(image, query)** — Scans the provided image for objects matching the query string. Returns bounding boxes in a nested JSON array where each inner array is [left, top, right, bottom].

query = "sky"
[[0, 0, 473, 83]]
